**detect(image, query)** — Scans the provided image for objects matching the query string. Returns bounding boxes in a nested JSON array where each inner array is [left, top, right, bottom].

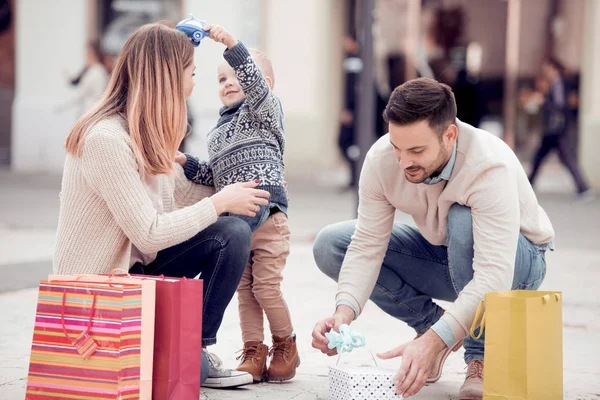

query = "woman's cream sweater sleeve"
[[173, 164, 216, 208], [81, 129, 218, 254]]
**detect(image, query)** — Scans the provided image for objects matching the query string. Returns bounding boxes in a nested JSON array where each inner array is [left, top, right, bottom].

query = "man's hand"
[[175, 151, 187, 167], [311, 305, 355, 356], [377, 330, 446, 398], [204, 24, 238, 49]]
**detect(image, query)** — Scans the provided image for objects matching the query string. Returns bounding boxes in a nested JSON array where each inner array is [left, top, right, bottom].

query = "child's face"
[[218, 60, 246, 107]]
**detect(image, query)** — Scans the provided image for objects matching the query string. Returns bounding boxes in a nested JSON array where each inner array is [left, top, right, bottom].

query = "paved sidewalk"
[[1, 162, 599, 399]]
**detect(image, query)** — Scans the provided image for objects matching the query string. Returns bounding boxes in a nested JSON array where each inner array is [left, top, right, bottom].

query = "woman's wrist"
[[210, 192, 226, 216]]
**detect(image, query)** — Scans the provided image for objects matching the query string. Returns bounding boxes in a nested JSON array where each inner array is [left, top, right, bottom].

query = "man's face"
[[388, 120, 457, 184], [218, 61, 246, 107]]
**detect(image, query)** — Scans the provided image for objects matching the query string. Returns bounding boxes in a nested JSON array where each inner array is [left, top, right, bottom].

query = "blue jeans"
[[230, 202, 288, 232], [130, 216, 252, 346], [312, 204, 548, 363]]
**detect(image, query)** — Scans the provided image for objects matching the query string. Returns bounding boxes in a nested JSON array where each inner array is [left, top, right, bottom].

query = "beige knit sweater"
[[53, 115, 217, 275], [336, 120, 555, 340]]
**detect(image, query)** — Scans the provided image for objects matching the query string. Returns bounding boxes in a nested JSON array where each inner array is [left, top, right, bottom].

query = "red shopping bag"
[[132, 275, 203, 400]]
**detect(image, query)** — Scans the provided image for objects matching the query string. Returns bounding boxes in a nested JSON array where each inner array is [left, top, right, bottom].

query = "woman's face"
[[183, 62, 196, 99]]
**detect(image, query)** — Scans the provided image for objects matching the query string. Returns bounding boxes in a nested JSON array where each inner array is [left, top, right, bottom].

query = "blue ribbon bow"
[[325, 324, 366, 354]]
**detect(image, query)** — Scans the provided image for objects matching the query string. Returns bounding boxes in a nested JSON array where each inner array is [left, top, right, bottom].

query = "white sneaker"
[[203, 350, 253, 388]]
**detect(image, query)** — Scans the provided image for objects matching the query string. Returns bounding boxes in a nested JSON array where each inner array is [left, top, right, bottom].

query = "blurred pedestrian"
[[453, 69, 483, 128], [56, 40, 109, 116], [338, 35, 361, 189], [338, 35, 388, 190], [527, 58, 593, 200]]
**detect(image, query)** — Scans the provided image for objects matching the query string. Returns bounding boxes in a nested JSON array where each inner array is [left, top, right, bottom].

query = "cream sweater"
[[336, 120, 555, 340], [53, 115, 217, 275]]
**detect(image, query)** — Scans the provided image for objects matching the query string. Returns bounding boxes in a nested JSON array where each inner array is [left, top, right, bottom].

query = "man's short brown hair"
[[383, 78, 457, 135]]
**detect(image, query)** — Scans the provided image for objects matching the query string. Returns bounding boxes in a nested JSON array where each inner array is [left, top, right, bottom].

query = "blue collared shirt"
[[423, 143, 457, 185], [424, 143, 459, 347]]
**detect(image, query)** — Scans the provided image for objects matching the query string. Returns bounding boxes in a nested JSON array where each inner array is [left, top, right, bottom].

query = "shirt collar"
[[422, 142, 457, 185], [219, 100, 244, 117]]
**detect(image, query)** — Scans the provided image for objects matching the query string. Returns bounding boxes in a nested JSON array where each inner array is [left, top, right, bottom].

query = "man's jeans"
[[312, 204, 548, 363], [130, 216, 252, 346]]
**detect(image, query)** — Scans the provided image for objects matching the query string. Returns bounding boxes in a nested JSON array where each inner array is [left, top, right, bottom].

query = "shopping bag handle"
[[469, 301, 486, 340], [110, 268, 131, 277], [542, 293, 561, 304], [469, 293, 560, 339], [61, 290, 97, 340], [70, 273, 120, 287]]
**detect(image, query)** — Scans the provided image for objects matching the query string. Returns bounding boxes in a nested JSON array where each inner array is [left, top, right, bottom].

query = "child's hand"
[[175, 151, 187, 167], [204, 24, 238, 49]]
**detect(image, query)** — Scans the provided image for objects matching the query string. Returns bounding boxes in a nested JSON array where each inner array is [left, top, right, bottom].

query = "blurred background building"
[[0, 0, 599, 189], [1, 5, 599, 397]]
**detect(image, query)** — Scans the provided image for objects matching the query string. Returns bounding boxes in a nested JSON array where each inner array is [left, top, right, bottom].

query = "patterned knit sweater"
[[184, 42, 287, 207], [54, 115, 218, 275]]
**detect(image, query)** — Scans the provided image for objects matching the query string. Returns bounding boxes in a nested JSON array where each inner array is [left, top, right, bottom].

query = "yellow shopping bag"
[[470, 291, 563, 400]]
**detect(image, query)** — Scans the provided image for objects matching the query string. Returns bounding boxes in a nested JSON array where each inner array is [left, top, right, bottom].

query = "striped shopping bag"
[[25, 280, 155, 399]]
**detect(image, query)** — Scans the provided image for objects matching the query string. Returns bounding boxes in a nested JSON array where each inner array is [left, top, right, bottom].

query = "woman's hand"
[[210, 180, 270, 216]]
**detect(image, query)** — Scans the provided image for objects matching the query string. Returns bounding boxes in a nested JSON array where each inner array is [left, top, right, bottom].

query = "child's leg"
[[236, 260, 269, 381], [251, 212, 299, 381], [237, 260, 265, 343], [250, 212, 293, 337]]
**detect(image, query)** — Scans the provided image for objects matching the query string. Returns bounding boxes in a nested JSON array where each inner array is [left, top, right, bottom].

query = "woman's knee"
[[447, 203, 473, 246], [216, 216, 252, 251]]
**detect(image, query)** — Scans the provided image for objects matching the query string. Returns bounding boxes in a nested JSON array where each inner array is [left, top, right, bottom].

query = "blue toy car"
[[176, 14, 209, 47]]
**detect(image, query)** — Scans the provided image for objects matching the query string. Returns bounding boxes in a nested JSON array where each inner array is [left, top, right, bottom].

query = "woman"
[[54, 23, 269, 388], [57, 41, 109, 116]]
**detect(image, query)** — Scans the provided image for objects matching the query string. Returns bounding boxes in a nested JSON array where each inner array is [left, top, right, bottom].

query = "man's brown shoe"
[[458, 359, 484, 400], [427, 339, 463, 383], [236, 341, 269, 382], [266, 334, 300, 382]]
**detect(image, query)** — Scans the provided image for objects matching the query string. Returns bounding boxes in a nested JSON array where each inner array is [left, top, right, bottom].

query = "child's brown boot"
[[236, 341, 269, 382], [266, 334, 300, 382]]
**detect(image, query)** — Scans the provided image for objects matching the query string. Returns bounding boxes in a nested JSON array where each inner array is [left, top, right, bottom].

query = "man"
[[311, 78, 554, 399]]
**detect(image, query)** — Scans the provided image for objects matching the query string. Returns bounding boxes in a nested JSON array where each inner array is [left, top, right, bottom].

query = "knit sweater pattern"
[[184, 42, 287, 207]]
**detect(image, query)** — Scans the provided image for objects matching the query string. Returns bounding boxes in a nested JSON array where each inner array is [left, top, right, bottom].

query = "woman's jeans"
[[130, 216, 252, 346], [312, 204, 549, 363]]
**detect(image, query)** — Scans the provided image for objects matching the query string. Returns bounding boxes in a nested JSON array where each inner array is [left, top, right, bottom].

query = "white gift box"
[[329, 365, 398, 400]]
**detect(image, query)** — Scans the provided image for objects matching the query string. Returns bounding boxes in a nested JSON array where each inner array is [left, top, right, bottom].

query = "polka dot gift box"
[[326, 325, 399, 399], [329, 365, 398, 400]]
